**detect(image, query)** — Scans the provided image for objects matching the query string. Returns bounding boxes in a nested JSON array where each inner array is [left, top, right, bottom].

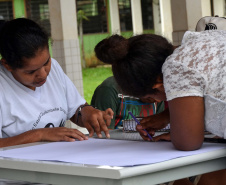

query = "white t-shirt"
[[0, 58, 86, 138], [162, 30, 226, 139]]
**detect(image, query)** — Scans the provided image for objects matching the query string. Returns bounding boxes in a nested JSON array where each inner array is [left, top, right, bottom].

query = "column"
[[159, 0, 188, 45], [159, 0, 173, 40], [131, 0, 143, 35], [186, 0, 211, 31], [213, 0, 225, 16], [153, 0, 162, 35], [109, 0, 121, 34], [48, 0, 84, 96]]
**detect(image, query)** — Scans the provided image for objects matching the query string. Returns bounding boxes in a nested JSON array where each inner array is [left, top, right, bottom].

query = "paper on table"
[[0, 138, 225, 167]]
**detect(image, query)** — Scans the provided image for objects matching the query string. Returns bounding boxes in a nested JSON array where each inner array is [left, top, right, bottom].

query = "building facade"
[[0, 0, 226, 96]]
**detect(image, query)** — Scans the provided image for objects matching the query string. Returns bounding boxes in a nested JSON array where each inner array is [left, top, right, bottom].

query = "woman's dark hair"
[[0, 18, 49, 69], [95, 34, 174, 97]]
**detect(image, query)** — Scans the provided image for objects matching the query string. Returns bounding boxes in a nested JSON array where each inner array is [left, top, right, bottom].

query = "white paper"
[[0, 138, 225, 167]]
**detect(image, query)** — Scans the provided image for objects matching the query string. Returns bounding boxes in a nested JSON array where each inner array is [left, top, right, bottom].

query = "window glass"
[[0, 0, 13, 21], [26, 0, 51, 36], [118, 0, 132, 31], [76, 0, 108, 34], [141, 0, 154, 30]]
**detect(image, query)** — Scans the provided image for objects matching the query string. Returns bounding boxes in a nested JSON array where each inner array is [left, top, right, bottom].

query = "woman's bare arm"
[[0, 127, 88, 148], [168, 96, 205, 151]]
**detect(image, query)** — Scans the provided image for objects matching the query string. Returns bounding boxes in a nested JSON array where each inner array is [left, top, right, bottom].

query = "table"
[[0, 142, 225, 185]]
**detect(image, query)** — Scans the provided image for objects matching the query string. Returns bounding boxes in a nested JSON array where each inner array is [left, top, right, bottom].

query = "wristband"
[[76, 105, 95, 124]]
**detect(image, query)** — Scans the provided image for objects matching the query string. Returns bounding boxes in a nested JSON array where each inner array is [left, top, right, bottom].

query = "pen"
[[128, 111, 153, 141]]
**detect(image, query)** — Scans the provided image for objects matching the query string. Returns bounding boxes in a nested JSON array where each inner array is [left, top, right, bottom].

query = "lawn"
[[82, 66, 113, 104]]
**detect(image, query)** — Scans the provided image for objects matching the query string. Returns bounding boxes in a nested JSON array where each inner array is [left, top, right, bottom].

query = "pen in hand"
[[128, 111, 153, 141]]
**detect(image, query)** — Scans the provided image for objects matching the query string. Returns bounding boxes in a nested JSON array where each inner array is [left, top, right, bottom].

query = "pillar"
[[131, 0, 143, 35], [159, 0, 188, 45], [186, 0, 211, 31], [109, 0, 121, 34], [213, 0, 225, 16], [48, 0, 84, 96], [153, 0, 162, 35]]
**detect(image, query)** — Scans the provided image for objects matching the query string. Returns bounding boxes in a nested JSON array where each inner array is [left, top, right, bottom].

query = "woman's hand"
[[153, 132, 171, 141], [136, 127, 171, 142], [136, 109, 170, 141], [139, 108, 170, 130], [79, 106, 114, 138], [39, 127, 88, 142], [136, 127, 155, 141]]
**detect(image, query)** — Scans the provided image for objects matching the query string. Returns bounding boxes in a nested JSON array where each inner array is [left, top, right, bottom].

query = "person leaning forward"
[[94, 31, 226, 185]]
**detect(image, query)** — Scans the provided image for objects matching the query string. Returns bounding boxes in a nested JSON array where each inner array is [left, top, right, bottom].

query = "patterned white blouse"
[[162, 30, 226, 138]]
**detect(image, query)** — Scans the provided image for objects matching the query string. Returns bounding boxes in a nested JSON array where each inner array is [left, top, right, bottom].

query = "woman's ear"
[[152, 74, 164, 89], [152, 82, 163, 89], [1, 59, 13, 72]]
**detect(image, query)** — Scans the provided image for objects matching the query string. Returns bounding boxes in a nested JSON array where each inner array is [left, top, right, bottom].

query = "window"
[[25, 0, 51, 36], [76, 0, 108, 34], [0, 0, 13, 21], [141, 0, 154, 30], [118, 0, 132, 31]]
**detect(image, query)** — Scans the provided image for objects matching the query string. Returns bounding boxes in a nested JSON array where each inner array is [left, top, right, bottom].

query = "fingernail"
[[137, 125, 142, 129], [98, 134, 102, 138], [106, 134, 110, 139]]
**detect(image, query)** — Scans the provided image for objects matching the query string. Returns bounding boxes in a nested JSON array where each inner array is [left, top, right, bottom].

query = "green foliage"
[[82, 66, 113, 104], [77, 10, 89, 23]]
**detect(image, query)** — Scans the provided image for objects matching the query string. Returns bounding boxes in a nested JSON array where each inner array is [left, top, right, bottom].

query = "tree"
[[77, 10, 89, 68]]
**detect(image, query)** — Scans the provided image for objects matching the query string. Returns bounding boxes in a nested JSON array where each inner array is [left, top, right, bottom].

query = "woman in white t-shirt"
[[94, 32, 226, 185], [0, 18, 113, 148]]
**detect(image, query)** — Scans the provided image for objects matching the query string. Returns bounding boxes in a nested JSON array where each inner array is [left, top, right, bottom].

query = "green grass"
[[82, 66, 113, 104]]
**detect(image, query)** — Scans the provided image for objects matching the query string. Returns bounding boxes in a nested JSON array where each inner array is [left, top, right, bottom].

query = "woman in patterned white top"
[[94, 32, 226, 185]]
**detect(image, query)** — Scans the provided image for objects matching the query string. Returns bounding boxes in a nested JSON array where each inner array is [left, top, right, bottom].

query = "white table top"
[[0, 141, 225, 185]]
